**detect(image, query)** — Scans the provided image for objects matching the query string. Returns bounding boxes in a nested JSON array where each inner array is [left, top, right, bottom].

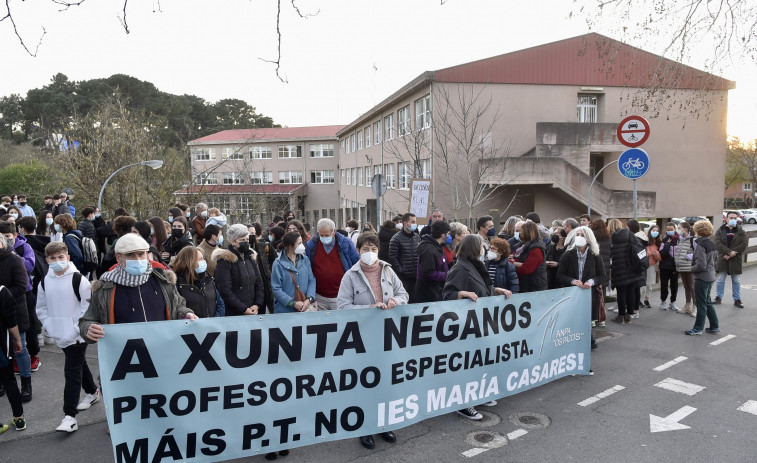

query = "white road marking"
[[649, 406, 697, 433], [654, 378, 705, 396], [507, 429, 528, 440], [709, 334, 736, 346], [653, 356, 688, 372], [462, 448, 488, 458], [577, 385, 625, 407], [737, 400, 757, 416]]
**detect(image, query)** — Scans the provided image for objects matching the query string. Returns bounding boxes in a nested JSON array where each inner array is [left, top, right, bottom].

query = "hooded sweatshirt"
[[35, 261, 91, 348]]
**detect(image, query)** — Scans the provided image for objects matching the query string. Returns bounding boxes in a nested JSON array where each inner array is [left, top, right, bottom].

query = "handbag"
[[593, 284, 606, 323], [288, 270, 307, 303]]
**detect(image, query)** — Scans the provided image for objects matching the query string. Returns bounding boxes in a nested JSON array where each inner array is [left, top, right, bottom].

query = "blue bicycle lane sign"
[[618, 148, 650, 179]]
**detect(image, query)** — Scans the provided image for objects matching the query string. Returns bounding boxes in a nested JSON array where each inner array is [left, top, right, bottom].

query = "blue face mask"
[[217, 235, 224, 246], [268, 235, 274, 243], [487, 228, 496, 237], [321, 235, 333, 245], [46, 217, 53, 226], [50, 261, 68, 272], [446, 234, 453, 245], [409, 224, 417, 232], [168, 216, 174, 223], [195, 260, 207, 274], [54, 224, 61, 233], [124, 259, 148, 276], [650, 231, 659, 238], [666, 230, 675, 236], [94, 213, 101, 218], [514, 231, 520, 241], [480, 250, 486, 262], [728, 219, 737, 227]]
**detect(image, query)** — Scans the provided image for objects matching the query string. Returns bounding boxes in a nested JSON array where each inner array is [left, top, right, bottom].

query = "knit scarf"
[[101, 261, 153, 287], [360, 261, 384, 304]]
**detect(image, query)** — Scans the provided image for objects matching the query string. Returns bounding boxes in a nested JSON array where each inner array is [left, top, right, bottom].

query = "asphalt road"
[[1, 264, 755, 463]]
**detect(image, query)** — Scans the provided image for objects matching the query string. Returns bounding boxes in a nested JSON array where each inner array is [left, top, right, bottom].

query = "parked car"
[[671, 217, 684, 225], [722, 210, 744, 224], [684, 216, 709, 226], [739, 209, 757, 224], [639, 220, 657, 232]]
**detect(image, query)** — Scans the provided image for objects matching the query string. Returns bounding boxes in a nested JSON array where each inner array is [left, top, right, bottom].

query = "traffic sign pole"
[[633, 179, 637, 220]]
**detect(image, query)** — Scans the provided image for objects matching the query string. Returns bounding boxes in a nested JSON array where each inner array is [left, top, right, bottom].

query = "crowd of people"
[[0, 193, 746, 457]]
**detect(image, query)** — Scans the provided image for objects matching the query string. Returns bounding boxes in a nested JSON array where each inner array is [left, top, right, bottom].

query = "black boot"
[[20, 376, 32, 403]]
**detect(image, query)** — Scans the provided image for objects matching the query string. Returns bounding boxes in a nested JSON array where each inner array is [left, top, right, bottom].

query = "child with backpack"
[[35, 241, 99, 433]]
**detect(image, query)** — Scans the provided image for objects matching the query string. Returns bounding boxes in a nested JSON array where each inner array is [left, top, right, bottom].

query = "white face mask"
[[360, 251, 378, 266], [200, 211, 208, 218], [294, 243, 306, 255], [395, 223, 402, 230], [345, 227, 353, 233], [486, 250, 498, 261], [574, 236, 587, 248]]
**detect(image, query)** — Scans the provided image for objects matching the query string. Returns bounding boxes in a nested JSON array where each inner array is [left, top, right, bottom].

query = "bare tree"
[[726, 137, 757, 207], [432, 84, 515, 220]]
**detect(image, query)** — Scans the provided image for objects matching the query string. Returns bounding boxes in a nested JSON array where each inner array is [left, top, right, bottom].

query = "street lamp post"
[[97, 160, 164, 212]]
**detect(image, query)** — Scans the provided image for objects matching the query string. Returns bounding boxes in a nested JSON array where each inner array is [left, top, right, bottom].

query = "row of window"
[[194, 144, 335, 161], [341, 159, 431, 190], [196, 170, 335, 185], [342, 94, 432, 154]]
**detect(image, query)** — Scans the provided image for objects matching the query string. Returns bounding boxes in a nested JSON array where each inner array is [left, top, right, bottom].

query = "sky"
[[1, 0, 755, 141]]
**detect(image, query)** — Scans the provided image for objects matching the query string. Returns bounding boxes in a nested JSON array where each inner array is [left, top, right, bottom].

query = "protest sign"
[[99, 287, 590, 463], [409, 179, 431, 219]]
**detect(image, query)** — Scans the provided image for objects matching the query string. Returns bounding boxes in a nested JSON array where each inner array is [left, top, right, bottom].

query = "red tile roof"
[[189, 125, 346, 145], [174, 184, 306, 195], [433, 33, 734, 90]]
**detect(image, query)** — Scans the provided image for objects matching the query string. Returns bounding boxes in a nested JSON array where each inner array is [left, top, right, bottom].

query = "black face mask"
[[19, 202, 26, 207], [551, 234, 560, 244], [560, 229, 567, 238], [238, 242, 250, 253], [171, 229, 184, 238], [249, 235, 257, 244]]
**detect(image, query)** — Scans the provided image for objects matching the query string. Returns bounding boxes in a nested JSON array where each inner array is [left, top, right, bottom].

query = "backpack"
[[628, 234, 649, 275], [69, 234, 99, 272], [16, 244, 49, 293], [40, 272, 83, 302]]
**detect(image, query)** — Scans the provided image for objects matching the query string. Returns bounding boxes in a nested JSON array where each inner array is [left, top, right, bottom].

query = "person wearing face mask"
[[173, 246, 224, 318], [132, 221, 166, 268], [271, 232, 316, 313], [642, 225, 662, 308], [415, 221, 451, 303], [336, 232, 407, 449], [53, 214, 84, 273], [378, 220, 399, 263], [37, 210, 56, 238], [476, 215, 496, 255], [248, 223, 274, 314], [79, 234, 197, 343], [713, 211, 747, 308], [268, 226, 286, 257], [557, 226, 605, 353], [657, 222, 680, 311], [446, 222, 470, 267], [305, 219, 360, 311], [545, 227, 567, 289], [6, 205, 22, 223], [512, 222, 547, 293], [97, 215, 136, 278], [193, 203, 208, 241], [15, 195, 34, 218], [77, 207, 98, 243], [487, 238, 519, 296], [507, 220, 526, 254], [212, 224, 264, 316], [673, 222, 696, 316], [161, 216, 193, 266], [198, 224, 223, 277], [388, 213, 421, 302], [345, 219, 361, 246]]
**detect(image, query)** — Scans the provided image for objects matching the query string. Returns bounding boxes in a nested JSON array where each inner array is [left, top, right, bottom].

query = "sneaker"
[[643, 300, 651, 308], [713, 297, 722, 305], [689, 311, 696, 318], [631, 312, 640, 319], [30, 357, 41, 372], [588, 369, 594, 376], [734, 300, 744, 308], [660, 301, 668, 310], [77, 390, 100, 411], [669, 302, 679, 312], [0, 423, 8, 434], [685, 329, 702, 336], [481, 400, 497, 407], [37, 334, 44, 347], [56, 415, 78, 433], [612, 315, 625, 324], [457, 407, 483, 420], [591, 321, 596, 327], [12, 417, 26, 431], [705, 327, 721, 334], [608, 304, 618, 313], [597, 321, 605, 327]]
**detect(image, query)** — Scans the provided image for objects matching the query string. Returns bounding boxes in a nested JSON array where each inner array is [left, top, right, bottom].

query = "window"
[[373, 120, 382, 144], [398, 162, 410, 190], [415, 94, 432, 130], [222, 147, 244, 160], [357, 131, 363, 150], [238, 197, 252, 216], [420, 159, 432, 179], [346, 168, 351, 185], [374, 165, 381, 177], [351, 134, 356, 152], [357, 167, 364, 186], [577, 95, 598, 123], [351, 168, 356, 185], [365, 126, 371, 147], [196, 173, 217, 185], [278, 171, 303, 184], [194, 148, 214, 161], [340, 139, 345, 149], [223, 172, 244, 185], [250, 171, 273, 184], [250, 147, 272, 159], [346, 138, 350, 154], [744, 182, 753, 191], [278, 145, 302, 158], [309, 143, 334, 158], [384, 114, 394, 140], [311, 170, 335, 184], [398, 105, 411, 136], [384, 164, 395, 188]]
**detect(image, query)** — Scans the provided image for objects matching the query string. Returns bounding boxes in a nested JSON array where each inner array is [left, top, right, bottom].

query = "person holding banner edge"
[[336, 232, 408, 449]]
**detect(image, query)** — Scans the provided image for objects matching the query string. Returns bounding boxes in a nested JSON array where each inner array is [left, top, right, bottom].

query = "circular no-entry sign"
[[617, 115, 650, 148]]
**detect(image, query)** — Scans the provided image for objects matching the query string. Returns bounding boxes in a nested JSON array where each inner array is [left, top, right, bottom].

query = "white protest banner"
[[99, 287, 591, 463], [409, 179, 431, 219]]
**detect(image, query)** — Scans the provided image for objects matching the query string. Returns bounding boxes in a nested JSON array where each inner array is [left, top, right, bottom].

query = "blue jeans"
[[693, 280, 719, 331], [715, 272, 741, 301], [16, 330, 31, 378]]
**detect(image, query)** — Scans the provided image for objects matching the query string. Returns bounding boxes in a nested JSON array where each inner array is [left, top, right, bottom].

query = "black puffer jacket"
[[610, 228, 644, 288], [659, 235, 678, 271], [378, 226, 398, 262], [0, 246, 29, 332], [388, 229, 421, 279], [176, 273, 220, 318], [77, 218, 97, 241], [595, 235, 612, 281], [545, 241, 566, 289], [162, 232, 194, 258], [213, 247, 264, 316]]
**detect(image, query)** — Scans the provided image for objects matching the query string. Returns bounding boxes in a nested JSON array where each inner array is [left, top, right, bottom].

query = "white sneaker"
[[669, 302, 679, 312], [481, 400, 497, 407], [660, 301, 668, 310], [56, 415, 78, 433], [77, 390, 100, 411], [608, 304, 618, 313]]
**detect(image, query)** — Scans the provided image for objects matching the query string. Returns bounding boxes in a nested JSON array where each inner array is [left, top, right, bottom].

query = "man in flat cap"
[[79, 233, 196, 343]]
